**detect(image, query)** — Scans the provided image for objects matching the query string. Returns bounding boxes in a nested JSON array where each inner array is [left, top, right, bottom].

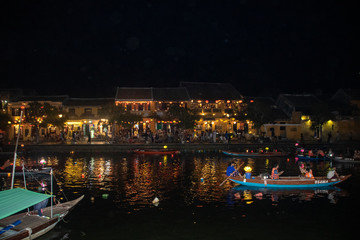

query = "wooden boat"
[[222, 150, 288, 157], [331, 157, 360, 163], [0, 167, 51, 177], [133, 149, 180, 155], [296, 155, 331, 161], [0, 189, 84, 240], [0, 109, 83, 240], [1, 109, 83, 239], [228, 174, 351, 188]]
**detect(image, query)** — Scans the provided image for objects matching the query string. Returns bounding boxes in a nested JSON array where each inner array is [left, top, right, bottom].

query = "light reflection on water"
[[6, 151, 351, 208], [3, 151, 360, 239]]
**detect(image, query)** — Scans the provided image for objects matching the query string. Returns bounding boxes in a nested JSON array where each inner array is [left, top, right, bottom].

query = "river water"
[[6, 150, 360, 239]]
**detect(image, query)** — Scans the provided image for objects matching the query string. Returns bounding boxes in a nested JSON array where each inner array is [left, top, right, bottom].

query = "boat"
[[222, 150, 288, 157], [295, 155, 331, 161], [0, 188, 84, 240], [228, 174, 351, 188], [0, 108, 84, 240], [133, 149, 180, 155], [331, 156, 360, 163], [0, 167, 51, 177]]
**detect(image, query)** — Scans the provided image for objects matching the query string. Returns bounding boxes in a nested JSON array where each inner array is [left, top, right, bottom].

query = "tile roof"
[[63, 98, 114, 106], [115, 87, 152, 101], [277, 94, 320, 115], [16, 95, 69, 102], [180, 82, 242, 100], [152, 87, 190, 101]]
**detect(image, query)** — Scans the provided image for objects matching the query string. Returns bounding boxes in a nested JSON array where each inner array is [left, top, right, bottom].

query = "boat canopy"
[[0, 188, 52, 220]]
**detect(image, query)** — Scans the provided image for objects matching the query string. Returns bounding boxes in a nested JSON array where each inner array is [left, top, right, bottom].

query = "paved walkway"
[[2, 139, 360, 153]]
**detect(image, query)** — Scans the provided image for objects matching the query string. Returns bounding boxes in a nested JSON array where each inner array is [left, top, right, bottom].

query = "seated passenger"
[[308, 150, 314, 157], [271, 164, 284, 179], [305, 168, 315, 179], [317, 149, 325, 158], [327, 167, 339, 179], [299, 163, 306, 176]]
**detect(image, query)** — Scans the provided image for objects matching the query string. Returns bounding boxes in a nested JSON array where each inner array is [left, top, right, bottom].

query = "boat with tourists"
[[133, 149, 180, 155], [222, 150, 288, 157], [228, 174, 351, 188]]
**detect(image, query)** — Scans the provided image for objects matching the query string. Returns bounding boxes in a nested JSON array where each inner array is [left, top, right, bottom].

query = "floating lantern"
[[244, 166, 252, 173], [152, 197, 160, 206], [40, 158, 46, 165], [265, 147, 269, 151], [163, 145, 168, 149], [40, 181, 47, 188], [102, 194, 109, 199]]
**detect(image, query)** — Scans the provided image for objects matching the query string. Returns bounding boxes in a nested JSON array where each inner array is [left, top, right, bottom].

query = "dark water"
[[6, 150, 360, 239]]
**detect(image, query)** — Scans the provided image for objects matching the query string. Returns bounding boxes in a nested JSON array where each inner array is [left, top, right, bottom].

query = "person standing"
[[87, 132, 91, 144], [226, 162, 239, 177]]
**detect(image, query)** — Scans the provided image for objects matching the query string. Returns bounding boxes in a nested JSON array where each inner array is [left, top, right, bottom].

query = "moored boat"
[[228, 174, 351, 188], [331, 156, 360, 163], [295, 155, 331, 161], [0, 167, 51, 177], [0, 108, 84, 240], [133, 149, 180, 155], [0, 188, 83, 240], [222, 150, 288, 157]]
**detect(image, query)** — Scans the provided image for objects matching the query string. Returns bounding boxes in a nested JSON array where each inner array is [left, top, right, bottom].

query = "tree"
[[25, 102, 67, 143], [0, 111, 11, 131], [99, 103, 143, 131], [26, 102, 45, 143], [309, 102, 333, 139], [236, 100, 276, 133], [167, 104, 199, 129], [42, 103, 67, 130]]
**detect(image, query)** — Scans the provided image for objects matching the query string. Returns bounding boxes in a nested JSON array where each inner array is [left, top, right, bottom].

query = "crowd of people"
[[113, 129, 237, 144]]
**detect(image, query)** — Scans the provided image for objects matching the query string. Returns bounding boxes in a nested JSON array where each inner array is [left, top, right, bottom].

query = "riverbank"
[[2, 140, 359, 153]]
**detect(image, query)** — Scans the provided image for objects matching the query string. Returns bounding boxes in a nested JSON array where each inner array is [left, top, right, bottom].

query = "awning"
[[0, 188, 52, 220]]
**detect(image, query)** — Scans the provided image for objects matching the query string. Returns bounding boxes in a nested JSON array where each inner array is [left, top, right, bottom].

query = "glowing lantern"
[[244, 166, 252, 173], [40, 158, 46, 165], [163, 145, 168, 149]]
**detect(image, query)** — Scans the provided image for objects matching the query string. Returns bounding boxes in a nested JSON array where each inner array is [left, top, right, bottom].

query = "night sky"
[[2, 0, 360, 98]]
